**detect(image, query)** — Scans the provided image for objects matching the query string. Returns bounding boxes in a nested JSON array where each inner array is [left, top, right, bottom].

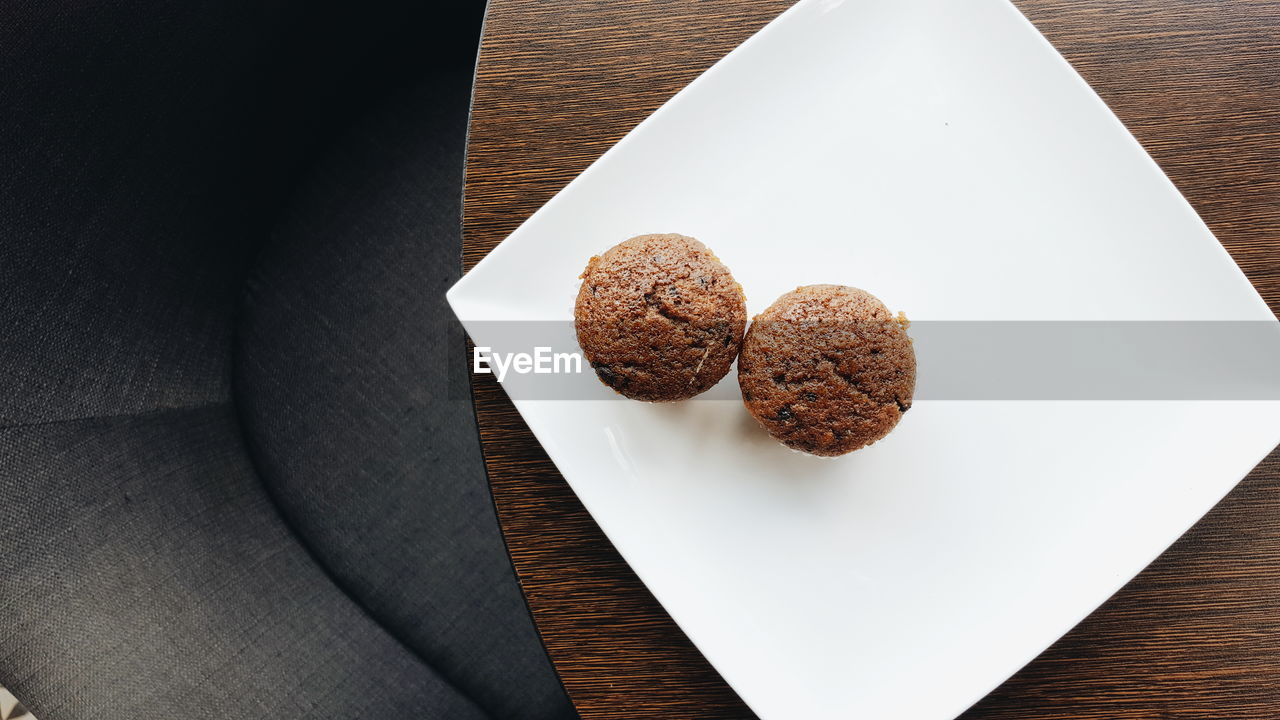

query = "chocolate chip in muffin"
[[738, 284, 915, 456], [574, 234, 747, 401]]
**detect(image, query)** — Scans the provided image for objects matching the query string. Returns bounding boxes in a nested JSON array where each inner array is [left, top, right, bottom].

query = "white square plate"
[[448, 0, 1280, 718]]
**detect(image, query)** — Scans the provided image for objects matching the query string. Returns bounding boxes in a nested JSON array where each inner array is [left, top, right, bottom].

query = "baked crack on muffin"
[[738, 285, 915, 456], [574, 234, 747, 401]]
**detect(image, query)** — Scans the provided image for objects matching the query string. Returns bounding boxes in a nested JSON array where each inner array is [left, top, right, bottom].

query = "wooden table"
[[462, 1, 1280, 717]]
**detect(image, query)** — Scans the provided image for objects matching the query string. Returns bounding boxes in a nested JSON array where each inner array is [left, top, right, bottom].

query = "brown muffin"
[[575, 234, 747, 401], [738, 285, 915, 456]]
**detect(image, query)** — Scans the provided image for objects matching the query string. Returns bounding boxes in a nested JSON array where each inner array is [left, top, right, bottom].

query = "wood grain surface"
[[462, 1, 1280, 717]]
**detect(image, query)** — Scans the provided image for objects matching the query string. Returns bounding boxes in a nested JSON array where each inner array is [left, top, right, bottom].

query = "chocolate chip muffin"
[[738, 285, 915, 456], [575, 234, 747, 401]]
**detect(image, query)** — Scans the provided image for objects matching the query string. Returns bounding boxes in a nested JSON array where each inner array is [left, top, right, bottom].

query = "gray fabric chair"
[[0, 1, 575, 718]]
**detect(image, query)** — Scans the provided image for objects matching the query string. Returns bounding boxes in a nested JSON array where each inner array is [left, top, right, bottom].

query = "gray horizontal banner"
[[456, 321, 1280, 401]]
